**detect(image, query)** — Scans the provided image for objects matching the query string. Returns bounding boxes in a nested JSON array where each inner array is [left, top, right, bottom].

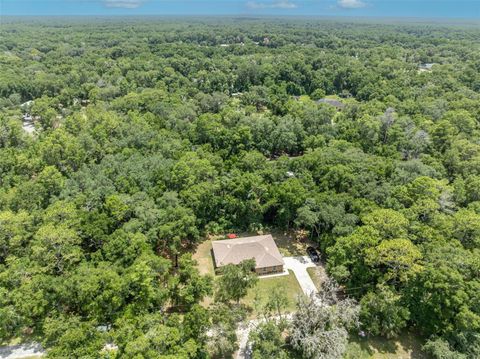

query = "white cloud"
[[247, 0, 298, 9], [103, 0, 145, 8], [338, 0, 366, 9]]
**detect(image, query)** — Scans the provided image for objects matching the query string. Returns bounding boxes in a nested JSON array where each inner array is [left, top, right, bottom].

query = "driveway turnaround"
[[283, 256, 318, 296]]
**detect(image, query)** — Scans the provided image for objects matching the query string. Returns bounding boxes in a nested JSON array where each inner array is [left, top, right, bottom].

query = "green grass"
[[192, 239, 215, 276], [270, 229, 311, 257], [345, 332, 427, 359], [307, 266, 325, 291], [242, 270, 304, 318], [1, 337, 22, 346]]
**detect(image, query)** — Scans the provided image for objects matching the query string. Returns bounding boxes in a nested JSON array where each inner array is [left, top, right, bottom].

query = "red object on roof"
[[227, 233, 237, 239]]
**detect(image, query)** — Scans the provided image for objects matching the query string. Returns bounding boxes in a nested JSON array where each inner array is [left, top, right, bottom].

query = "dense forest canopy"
[[0, 17, 480, 358]]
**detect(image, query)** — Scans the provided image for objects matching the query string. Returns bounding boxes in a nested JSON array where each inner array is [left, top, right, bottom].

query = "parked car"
[[307, 246, 320, 262]]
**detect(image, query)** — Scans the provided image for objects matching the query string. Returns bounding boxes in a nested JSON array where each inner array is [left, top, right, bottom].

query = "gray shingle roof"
[[317, 98, 346, 109]]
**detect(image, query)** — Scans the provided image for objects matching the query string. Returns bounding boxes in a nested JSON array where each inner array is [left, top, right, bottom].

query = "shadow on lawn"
[[270, 229, 314, 257], [348, 331, 427, 359]]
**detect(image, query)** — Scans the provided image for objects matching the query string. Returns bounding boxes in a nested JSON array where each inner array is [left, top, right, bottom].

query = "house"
[[418, 63, 435, 72], [212, 234, 284, 275], [22, 114, 35, 134], [317, 98, 346, 111]]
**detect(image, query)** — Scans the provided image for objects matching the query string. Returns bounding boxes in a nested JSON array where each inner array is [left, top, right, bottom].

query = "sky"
[[0, 0, 479, 18]]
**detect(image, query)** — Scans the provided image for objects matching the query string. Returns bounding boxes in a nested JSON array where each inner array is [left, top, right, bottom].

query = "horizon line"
[[1, 14, 480, 21]]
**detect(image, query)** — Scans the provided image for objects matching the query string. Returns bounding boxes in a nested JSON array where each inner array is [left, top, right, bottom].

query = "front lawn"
[[242, 270, 304, 318]]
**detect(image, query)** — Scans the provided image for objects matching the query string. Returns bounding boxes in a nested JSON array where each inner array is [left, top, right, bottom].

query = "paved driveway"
[[283, 256, 318, 296]]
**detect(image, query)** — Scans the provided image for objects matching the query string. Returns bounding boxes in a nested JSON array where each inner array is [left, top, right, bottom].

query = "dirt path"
[[0, 343, 44, 359], [235, 315, 292, 359]]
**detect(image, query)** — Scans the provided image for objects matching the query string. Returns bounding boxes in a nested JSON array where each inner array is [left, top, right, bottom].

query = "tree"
[[116, 315, 202, 359], [31, 224, 83, 274], [215, 259, 258, 304], [30, 96, 58, 130], [405, 242, 478, 342], [290, 280, 360, 359], [0, 115, 24, 148], [271, 115, 305, 155], [42, 316, 105, 359], [423, 338, 467, 359], [295, 198, 320, 237], [360, 285, 410, 338], [361, 209, 409, 239], [207, 302, 246, 359], [0, 210, 32, 262], [38, 129, 86, 173], [0, 291, 20, 341], [122, 253, 171, 313], [155, 199, 200, 257], [327, 225, 381, 286], [451, 209, 480, 249], [262, 284, 289, 319], [182, 304, 210, 342], [170, 254, 213, 309], [249, 320, 289, 359], [60, 262, 124, 323], [207, 321, 238, 359], [269, 178, 308, 228], [365, 238, 422, 283]]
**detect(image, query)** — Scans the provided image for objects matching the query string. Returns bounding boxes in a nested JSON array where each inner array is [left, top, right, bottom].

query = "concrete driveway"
[[283, 256, 318, 296]]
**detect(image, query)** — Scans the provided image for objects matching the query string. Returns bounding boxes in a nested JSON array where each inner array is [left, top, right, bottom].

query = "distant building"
[[317, 98, 346, 110], [212, 234, 284, 275], [20, 100, 34, 109], [418, 63, 435, 72], [22, 114, 35, 134]]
